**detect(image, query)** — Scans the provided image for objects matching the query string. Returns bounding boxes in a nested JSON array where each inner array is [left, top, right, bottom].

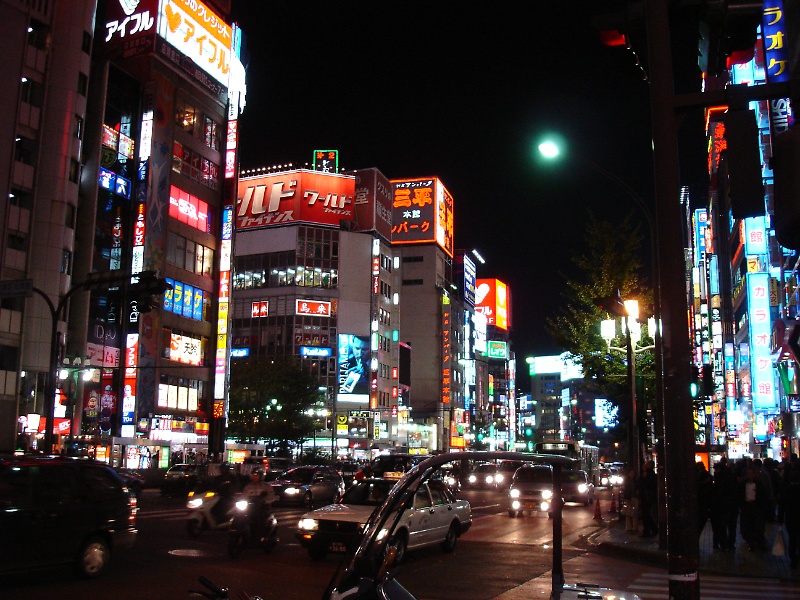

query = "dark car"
[[561, 469, 595, 505], [0, 455, 138, 578], [160, 463, 209, 497], [465, 463, 499, 489], [115, 468, 145, 497], [270, 466, 345, 507]]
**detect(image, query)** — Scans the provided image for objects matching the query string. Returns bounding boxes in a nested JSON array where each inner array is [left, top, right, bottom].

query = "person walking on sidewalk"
[[781, 458, 800, 568], [639, 460, 657, 537], [740, 462, 770, 551], [711, 457, 739, 551], [696, 461, 712, 537]]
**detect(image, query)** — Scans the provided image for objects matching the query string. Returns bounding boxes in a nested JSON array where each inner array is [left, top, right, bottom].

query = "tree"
[[227, 355, 323, 456], [545, 213, 655, 447]]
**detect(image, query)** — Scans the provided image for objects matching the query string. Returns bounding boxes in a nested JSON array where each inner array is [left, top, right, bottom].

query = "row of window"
[[175, 97, 221, 151], [172, 142, 220, 191], [232, 267, 339, 290], [167, 232, 214, 277]]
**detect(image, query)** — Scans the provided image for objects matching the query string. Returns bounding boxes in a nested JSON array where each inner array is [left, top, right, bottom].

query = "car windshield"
[[170, 464, 193, 472], [498, 461, 522, 473], [283, 468, 314, 484], [473, 464, 495, 474], [340, 480, 395, 506], [563, 471, 586, 483], [514, 468, 552, 483]]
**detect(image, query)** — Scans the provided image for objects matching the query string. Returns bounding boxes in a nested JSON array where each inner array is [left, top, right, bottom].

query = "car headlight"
[[235, 499, 249, 511], [187, 498, 203, 509], [509, 488, 521, 498], [298, 518, 318, 531], [578, 483, 588, 493], [468, 475, 477, 483], [541, 489, 553, 500], [511, 500, 521, 510], [285, 487, 300, 495], [446, 476, 456, 486], [486, 475, 494, 484], [541, 501, 551, 511], [601, 477, 609, 485], [495, 474, 504, 483]]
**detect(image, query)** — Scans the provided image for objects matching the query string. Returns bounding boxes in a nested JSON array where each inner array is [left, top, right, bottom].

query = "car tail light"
[[128, 494, 138, 525]]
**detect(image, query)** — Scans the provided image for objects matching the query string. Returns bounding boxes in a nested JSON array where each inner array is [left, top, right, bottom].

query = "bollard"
[[610, 491, 617, 514], [593, 496, 603, 521]]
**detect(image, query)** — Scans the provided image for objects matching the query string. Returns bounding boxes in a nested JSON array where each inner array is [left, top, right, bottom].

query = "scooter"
[[227, 496, 279, 558], [186, 488, 235, 537]]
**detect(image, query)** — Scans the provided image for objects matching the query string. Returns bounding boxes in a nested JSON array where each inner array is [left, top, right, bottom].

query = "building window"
[[74, 115, 83, 139], [175, 98, 196, 133], [82, 31, 92, 54], [20, 78, 44, 107], [27, 19, 49, 50], [65, 204, 75, 229], [9, 189, 33, 210], [69, 159, 80, 183], [167, 231, 214, 277], [61, 250, 72, 275], [77, 72, 88, 97], [203, 116, 219, 150], [402, 279, 423, 286], [14, 137, 37, 166], [7, 234, 26, 252]]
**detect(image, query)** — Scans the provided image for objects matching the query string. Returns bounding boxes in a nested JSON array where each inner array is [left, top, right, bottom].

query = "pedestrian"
[[781, 458, 800, 568], [621, 468, 638, 531], [711, 457, 739, 551], [639, 460, 658, 537], [740, 462, 770, 552], [696, 461, 712, 536]]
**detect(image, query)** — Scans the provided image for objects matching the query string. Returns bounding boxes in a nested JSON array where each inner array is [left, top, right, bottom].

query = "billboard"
[[237, 170, 355, 230], [390, 177, 454, 257], [347, 168, 393, 242], [337, 334, 370, 403], [475, 279, 509, 330]]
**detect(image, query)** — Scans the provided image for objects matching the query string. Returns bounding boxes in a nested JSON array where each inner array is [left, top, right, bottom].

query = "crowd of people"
[[626, 455, 800, 568]]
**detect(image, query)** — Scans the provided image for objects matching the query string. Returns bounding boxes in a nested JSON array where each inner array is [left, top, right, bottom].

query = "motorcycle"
[[227, 496, 279, 558], [186, 485, 236, 537]]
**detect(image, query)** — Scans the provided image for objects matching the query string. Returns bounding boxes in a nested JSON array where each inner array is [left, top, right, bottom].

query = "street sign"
[[0, 278, 33, 298]]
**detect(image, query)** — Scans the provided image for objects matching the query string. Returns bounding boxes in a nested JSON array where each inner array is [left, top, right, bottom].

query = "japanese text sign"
[[390, 177, 454, 257]]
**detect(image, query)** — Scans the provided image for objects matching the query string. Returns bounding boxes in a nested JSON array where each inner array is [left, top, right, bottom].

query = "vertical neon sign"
[[747, 273, 776, 409]]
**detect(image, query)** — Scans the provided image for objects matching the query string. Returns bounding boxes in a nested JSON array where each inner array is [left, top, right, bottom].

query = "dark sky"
[[229, 1, 655, 366]]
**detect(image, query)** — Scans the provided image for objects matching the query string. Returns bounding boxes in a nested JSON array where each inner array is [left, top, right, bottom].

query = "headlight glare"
[[510, 488, 520, 498], [187, 498, 203, 509], [578, 483, 588, 493], [541, 489, 553, 500], [285, 487, 300, 495], [298, 518, 318, 531], [235, 499, 248, 511]]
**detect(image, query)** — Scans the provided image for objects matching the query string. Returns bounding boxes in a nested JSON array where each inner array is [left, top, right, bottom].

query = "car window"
[[341, 481, 393, 505], [563, 471, 586, 483], [0, 465, 34, 510], [514, 468, 552, 484], [38, 465, 79, 506], [428, 481, 447, 506], [413, 488, 432, 510], [288, 469, 314, 484], [82, 466, 122, 503]]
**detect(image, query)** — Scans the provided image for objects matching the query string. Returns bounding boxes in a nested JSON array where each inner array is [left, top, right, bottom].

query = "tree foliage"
[[226, 355, 323, 455], [545, 213, 655, 433]]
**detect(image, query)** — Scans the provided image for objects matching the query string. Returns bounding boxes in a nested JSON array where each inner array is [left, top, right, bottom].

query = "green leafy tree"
[[227, 355, 322, 456], [545, 214, 655, 445]]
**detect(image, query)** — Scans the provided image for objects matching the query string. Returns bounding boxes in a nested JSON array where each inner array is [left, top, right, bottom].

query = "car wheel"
[[440, 522, 458, 553], [304, 491, 314, 509], [508, 510, 517, 518], [389, 532, 408, 564], [75, 536, 110, 578], [308, 546, 327, 561], [186, 518, 202, 538]]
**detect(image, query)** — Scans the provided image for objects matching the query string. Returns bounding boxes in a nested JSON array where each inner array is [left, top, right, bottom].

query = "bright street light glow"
[[538, 141, 559, 158]]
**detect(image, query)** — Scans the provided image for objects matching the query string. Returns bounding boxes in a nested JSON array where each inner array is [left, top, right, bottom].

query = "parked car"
[[0, 455, 138, 578], [561, 469, 595, 505], [507, 464, 555, 517], [160, 463, 209, 497], [270, 466, 345, 507], [296, 477, 471, 562]]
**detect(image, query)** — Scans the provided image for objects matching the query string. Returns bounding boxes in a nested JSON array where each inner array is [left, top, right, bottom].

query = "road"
[[0, 487, 603, 600]]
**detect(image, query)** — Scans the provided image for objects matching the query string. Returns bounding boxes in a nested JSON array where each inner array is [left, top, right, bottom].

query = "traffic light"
[[690, 365, 701, 399], [128, 271, 172, 313], [701, 364, 715, 397]]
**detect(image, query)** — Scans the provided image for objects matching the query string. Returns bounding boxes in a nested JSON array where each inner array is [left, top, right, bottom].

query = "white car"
[[296, 477, 472, 562]]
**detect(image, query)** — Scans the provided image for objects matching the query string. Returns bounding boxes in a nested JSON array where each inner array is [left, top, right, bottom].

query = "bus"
[[533, 440, 601, 483]]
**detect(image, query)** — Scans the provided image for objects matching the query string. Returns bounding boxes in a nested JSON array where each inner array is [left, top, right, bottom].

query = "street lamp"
[[599, 299, 656, 481], [58, 356, 94, 448]]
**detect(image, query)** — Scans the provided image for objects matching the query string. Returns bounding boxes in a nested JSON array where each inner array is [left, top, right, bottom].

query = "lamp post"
[[600, 299, 656, 480]]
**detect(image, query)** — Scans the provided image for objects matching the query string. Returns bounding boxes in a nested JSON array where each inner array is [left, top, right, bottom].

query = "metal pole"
[[626, 317, 640, 479]]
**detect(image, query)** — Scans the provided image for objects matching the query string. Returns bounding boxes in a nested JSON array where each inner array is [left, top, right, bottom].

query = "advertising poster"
[[337, 334, 370, 403]]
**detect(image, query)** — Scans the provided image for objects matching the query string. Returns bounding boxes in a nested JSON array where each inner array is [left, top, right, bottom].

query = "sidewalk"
[[590, 509, 798, 581]]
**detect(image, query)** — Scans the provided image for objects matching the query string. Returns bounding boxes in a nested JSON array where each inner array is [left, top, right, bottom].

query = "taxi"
[[296, 475, 471, 561]]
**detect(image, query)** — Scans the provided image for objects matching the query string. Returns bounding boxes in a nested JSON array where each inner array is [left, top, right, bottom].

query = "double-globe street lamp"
[[599, 298, 656, 481]]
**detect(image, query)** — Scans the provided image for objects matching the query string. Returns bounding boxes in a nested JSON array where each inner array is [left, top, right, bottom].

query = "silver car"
[[507, 464, 555, 517]]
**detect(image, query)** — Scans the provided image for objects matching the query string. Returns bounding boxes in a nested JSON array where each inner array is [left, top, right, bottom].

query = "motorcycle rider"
[[210, 463, 240, 523], [242, 468, 276, 541]]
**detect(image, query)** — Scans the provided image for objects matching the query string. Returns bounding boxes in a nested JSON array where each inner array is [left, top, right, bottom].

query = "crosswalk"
[[627, 571, 800, 600]]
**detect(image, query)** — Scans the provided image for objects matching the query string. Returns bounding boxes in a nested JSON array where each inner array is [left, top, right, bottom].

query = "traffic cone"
[[594, 496, 603, 521], [610, 492, 617, 514]]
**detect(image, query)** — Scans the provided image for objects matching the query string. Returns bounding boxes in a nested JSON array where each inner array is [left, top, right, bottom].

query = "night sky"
[[229, 1, 656, 382]]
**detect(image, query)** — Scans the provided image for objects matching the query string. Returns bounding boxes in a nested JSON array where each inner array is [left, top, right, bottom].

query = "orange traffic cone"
[[610, 492, 617, 514], [593, 496, 603, 521]]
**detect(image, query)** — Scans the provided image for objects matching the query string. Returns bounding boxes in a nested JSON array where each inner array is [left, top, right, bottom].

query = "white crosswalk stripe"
[[628, 571, 800, 599]]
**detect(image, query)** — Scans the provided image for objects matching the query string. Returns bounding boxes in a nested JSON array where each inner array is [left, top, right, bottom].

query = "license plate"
[[330, 542, 347, 553]]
